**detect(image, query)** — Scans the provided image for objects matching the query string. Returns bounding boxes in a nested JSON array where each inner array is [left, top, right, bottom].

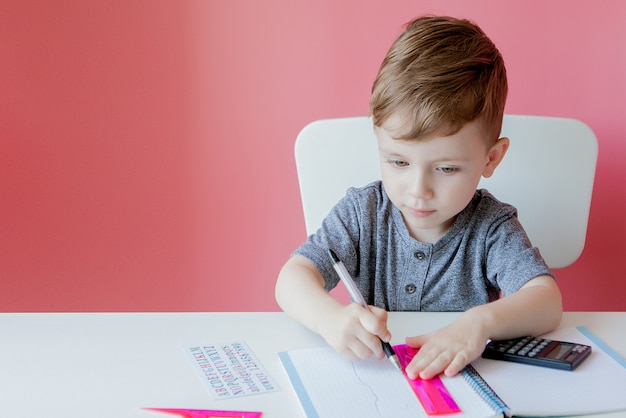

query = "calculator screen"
[[545, 342, 574, 360]]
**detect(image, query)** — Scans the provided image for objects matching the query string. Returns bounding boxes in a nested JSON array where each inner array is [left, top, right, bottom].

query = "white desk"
[[1, 312, 625, 418]]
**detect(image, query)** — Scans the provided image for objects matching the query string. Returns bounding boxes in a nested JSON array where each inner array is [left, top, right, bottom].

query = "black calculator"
[[482, 336, 592, 370]]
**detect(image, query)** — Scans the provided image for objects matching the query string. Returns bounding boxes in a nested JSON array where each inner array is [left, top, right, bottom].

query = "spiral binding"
[[461, 365, 511, 416]]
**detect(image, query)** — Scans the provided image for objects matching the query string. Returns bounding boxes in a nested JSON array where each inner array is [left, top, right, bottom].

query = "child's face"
[[376, 116, 495, 243]]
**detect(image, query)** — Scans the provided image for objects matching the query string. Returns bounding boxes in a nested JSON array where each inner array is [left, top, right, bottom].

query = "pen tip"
[[390, 355, 402, 372]]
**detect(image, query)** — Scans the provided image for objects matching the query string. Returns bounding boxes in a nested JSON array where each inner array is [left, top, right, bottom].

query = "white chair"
[[294, 115, 598, 269]]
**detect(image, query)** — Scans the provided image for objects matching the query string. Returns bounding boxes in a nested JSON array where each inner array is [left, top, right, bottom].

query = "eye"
[[388, 159, 409, 167], [437, 166, 457, 174]]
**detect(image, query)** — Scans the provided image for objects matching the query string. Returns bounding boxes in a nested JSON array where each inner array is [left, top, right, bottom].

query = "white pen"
[[327, 249, 402, 371]]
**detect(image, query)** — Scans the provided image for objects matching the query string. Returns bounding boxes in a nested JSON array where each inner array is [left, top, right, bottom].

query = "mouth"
[[407, 207, 435, 218]]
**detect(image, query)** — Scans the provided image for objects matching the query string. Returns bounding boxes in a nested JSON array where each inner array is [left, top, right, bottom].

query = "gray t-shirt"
[[294, 181, 552, 312]]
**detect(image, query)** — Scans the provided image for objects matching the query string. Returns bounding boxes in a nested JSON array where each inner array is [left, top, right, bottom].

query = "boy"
[[275, 15, 562, 380]]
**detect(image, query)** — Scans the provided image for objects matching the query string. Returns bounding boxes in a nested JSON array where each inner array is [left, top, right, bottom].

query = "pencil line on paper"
[[350, 362, 383, 415]]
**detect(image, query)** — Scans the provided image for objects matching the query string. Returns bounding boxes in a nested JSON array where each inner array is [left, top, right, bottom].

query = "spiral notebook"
[[278, 327, 626, 417]]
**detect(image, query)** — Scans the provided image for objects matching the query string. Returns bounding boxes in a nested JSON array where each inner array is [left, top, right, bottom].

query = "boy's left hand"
[[404, 314, 488, 380], [404, 276, 563, 380]]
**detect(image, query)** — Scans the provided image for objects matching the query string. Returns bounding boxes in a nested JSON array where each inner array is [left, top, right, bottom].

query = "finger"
[[405, 341, 452, 380], [418, 351, 452, 379], [443, 350, 471, 377], [358, 305, 391, 342], [343, 334, 380, 360], [405, 350, 436, 379], [337, 309, 384, 360], [330, 329, 374, 361], [367, 305, 388, 323], [335, 345, 360, 362], [405, 334, 428, 348], [355, 325, 386, 359], [403, 350, 446, 380]]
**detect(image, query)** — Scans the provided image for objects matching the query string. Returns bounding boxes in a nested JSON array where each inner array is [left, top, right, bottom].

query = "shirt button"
[[414, 251, 426, 260], [405, 284, 417, 294]]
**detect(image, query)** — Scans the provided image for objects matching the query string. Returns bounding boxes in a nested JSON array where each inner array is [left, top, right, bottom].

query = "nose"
[[409, 171, 433, 200]]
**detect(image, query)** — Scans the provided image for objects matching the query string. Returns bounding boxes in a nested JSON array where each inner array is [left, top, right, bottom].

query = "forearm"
[[465, 275, 563, 341], [276, 255, 392, 361], [405, 275, 562, 379], [275, 255, 344, 335]]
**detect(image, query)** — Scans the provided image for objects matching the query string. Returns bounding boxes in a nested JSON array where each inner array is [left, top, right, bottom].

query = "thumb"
[[405, 333, 429, 348]]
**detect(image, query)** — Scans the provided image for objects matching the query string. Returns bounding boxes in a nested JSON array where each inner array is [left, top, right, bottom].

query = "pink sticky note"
[[143, 408, 262, 418]]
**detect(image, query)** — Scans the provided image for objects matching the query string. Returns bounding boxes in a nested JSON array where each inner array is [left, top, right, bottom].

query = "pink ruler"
[[394, 344, 461, 415], [143, 408, 262, 418]]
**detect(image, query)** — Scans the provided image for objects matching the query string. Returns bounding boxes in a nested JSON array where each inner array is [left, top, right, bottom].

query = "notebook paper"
[[279, 327, 626, 418], [279, 347, 498, 418], [470, 326, 626, 417]]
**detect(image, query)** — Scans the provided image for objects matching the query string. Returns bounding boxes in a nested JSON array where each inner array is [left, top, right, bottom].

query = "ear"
[[482, 137, 509, 178]]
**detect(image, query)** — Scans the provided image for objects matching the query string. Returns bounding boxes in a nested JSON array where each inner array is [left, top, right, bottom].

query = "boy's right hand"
[[316, 302, 392, 361], [276, 255, 393, 362]]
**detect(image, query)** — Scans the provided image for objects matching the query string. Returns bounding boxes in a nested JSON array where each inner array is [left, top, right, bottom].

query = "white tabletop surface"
[[1, 311, 625, 418]]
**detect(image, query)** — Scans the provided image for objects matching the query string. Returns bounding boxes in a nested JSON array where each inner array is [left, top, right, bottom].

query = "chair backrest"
[[294, 115, 598, 269]]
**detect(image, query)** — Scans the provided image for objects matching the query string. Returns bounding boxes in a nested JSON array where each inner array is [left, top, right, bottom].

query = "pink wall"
[[2, 0, 625, 312]]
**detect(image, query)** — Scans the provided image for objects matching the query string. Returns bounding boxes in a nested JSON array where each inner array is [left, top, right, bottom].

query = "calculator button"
[[496, 340, 514, 351], [526, 340, 538, 350]]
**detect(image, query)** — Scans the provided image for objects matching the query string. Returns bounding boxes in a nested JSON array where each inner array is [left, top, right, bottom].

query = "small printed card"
[[185, 341, 279, 400]]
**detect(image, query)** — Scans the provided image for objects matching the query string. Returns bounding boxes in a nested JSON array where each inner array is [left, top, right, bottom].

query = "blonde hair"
[[370, 16, 507, 145]]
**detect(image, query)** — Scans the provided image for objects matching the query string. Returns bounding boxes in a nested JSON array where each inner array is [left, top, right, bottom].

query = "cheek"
[[380, 170, 405, 200], [438, 174, 480, 201], [380, 164, 397, 185], [380, 171, 397, 194]]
